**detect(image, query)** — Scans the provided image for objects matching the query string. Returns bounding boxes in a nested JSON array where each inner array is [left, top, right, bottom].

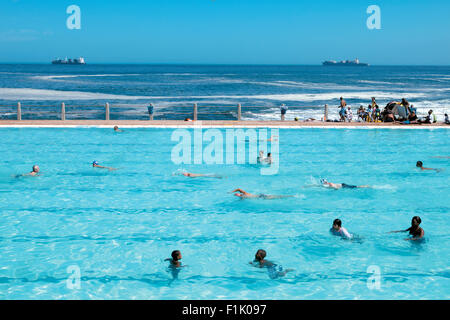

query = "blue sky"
[[0, 0, 449, 64]]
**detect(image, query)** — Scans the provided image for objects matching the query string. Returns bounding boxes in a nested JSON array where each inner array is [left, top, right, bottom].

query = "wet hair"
[[255, 249, 266, 261], [333, 219, 342, 227], [171, 250, 181, 261], [32, 165, 38, 172], [416, 161, 423, 167], [412, 216, 421, 225], [267, 153, 271, 157], [114, 126, 119, 130]]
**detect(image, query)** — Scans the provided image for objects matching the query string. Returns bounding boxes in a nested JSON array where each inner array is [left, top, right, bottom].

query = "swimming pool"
[[0, 127, 449, 299]]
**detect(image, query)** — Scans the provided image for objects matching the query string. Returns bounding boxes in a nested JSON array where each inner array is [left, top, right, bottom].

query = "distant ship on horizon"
[[322, 58, 369, 66], [52, 57, 86, 65]]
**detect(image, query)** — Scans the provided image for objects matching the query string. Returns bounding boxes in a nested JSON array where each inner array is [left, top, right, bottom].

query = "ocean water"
[[0, 64, 449, 121], [0, 127, 449, 299]]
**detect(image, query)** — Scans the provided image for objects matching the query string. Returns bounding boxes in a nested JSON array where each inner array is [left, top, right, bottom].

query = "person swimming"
[[257, 151, 272, 164], [113, 126, 123, 132], [416, 161, 441, 172], [92, 161, 117, 171], [389, 216, 424, 241], [320, 179, 370, 190], [181, 172, 222, 179], [165, 250, 185, 279], [330, 219, 353, 240], [165, 250, 184, 268], [231, 188, 293, 200], [250, 249, 293, 279]]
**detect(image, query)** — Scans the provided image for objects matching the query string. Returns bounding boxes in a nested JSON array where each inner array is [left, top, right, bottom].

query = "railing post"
[[105, 102, 110, 120], [17, 102, 21, 120], [324, 104, 328, 122], [61, 102, 66, 121], [193, 103, 198, 121], [237, 103, 242, 121]]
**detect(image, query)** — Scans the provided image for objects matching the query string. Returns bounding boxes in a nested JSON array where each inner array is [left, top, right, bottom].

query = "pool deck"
[[0, 120, 449, 128]]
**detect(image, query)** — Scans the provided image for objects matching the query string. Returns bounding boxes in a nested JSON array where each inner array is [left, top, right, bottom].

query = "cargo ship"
[[322, 58, 369, 66], [52, 57, 86, 65]]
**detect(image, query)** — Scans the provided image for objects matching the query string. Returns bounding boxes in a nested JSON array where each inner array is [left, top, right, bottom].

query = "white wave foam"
[[0, 88, 152, 100], [32, 74, 141, 81]]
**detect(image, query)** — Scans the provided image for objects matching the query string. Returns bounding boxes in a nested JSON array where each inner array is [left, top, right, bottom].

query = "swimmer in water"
[[92, 161, 117, 171], [265, 153, 273, 164], [165, 250, 185, 280], [416, 161, 441, 172], [320, 179, 370, 190], [231, 188, 293, 199], [113, 126, 123, 132], [330, 219, 353, 240], [257, 150, 265, 164], [165, 250, 185, 268], [181, 172, 222, 179], [389, 216, 425, 241], [19, 165, 40, 177], [250, 249, 293, 279]]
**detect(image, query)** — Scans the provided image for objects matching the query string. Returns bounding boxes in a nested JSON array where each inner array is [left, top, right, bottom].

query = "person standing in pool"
[[320, 179, 370, 190], [330, 219, 353, 239], [250, 249, 293, 279], [165, 250, 185, 279], [416, 161, 441, 172], [231, 188, 293, 199], [92, 161, 117, 171], [389, 216, 424, 241]]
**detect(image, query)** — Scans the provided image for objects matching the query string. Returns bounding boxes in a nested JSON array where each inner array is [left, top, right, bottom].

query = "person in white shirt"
[[330, 219, 353, 239], [346, 106, 353, 122]]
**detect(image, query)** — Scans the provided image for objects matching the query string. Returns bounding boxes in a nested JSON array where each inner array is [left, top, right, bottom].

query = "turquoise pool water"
[[0, 127, 449, 299]]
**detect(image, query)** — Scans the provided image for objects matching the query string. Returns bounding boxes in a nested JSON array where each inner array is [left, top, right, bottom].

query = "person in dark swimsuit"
[[320, 179, 370, 190], [389, 216, 425, 241]]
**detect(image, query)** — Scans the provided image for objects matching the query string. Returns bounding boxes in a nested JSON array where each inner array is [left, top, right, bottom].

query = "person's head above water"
[[114, 126, 119, 131], [267, 152, 272, 157], [411, 216, 421, 227], [32, 165, 39, 173], [255, 249, 266, 261], [92, 161, 99, 167], [416, 161, 423, 168], [171, 250, 181, 261], [332, 219, 342, 230]]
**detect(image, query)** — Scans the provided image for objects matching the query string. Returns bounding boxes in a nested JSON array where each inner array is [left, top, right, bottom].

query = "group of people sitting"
[[338, 97, 447, 124]]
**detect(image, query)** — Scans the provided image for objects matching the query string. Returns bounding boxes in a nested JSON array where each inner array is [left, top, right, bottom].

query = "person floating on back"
[[320, 179, 370, 190], [389, 216, 424, 241], [92, 161, 117, 171], [416, 161, 441, 172], [250, 249, 293, 279], [330, 219, 353, 240]]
